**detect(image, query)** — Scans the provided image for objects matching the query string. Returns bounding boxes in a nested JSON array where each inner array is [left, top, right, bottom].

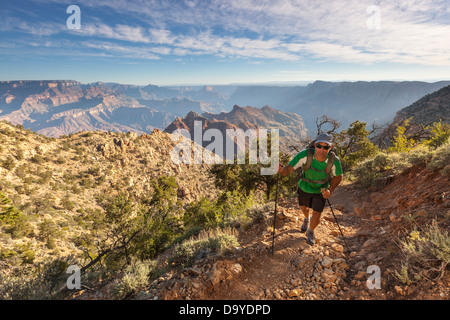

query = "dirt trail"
[[206, 183, 376, 300], [73, 166, 449, 300], [189, 167, 450, 301]]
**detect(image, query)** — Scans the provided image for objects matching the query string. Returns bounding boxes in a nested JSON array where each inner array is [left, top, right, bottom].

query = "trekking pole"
[[271, 173, 279, 255], [327, 199, 351, 253]]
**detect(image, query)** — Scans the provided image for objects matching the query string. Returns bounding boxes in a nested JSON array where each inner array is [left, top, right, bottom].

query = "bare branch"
[[315, 115, 341, 135]]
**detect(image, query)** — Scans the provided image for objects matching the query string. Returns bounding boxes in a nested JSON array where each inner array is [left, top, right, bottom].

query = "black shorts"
[[297, 188, 326, 213]]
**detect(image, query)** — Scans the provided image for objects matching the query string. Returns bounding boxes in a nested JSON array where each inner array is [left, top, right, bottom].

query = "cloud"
[[3, 0, 450, 65], [82, 24, 152, 43]]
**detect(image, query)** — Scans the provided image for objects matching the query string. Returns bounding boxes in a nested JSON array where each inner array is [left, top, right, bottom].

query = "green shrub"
[[1, 156, 16, 170], [334, 120, 379, 171], [184, 191, 255, 230], [0, 192, 21, 224], [168, 227, 239, 269], [425, 121, 450, 149], [352, 152, 412, 188], [5, 214, 33, 239], [388, 118, 417, 153], [405, 144, 432, 166], [427, 139, 450, 171], [112, 260, 156, 299], [396, 221, 450, 282], [30, 154, 44, 164], [184, 197, 219, 229], [217, 190, 255, 228], [0, 257, 76, 299]]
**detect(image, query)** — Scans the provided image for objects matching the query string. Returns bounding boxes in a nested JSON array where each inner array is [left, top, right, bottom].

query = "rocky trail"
[[199, 184, 387, 300], [72, 166, 449, 301], [145, 170, 449, 301]]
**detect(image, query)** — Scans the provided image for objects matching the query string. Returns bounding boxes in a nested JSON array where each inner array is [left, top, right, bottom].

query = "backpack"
[[298, 140, 336, 186]]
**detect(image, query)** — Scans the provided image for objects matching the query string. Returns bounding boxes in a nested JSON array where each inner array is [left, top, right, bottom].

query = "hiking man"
[[278, 133, 343, 245]]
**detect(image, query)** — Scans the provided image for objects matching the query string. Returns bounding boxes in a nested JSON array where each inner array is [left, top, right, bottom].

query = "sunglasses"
[[315, 144, 331, 150]]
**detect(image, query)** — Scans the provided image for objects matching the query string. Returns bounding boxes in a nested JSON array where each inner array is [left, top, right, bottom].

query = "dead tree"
[[315, 115, 341, 135]]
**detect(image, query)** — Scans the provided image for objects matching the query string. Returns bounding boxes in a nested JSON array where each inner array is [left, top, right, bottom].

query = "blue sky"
[[1, 0, 449, 85]]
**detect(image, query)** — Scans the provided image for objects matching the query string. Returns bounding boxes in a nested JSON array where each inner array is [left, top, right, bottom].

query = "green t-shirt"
[[288, 149, 343, 194]]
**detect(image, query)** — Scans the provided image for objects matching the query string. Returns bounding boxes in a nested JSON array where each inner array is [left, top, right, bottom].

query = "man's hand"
[[278, 164, 283, 175], [321, 188, 331, 199], [278, 164, 294, 176]]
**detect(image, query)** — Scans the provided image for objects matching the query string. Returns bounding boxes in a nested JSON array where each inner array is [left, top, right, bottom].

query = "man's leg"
[[306, 197, 325, 245], [309, 210, 322, 230], [300, 206, 310, 219]]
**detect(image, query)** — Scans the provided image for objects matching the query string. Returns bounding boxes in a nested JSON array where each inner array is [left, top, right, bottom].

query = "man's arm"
[[321, 174, 342, 199], [329, 174, 342, 193], [278, 164, 294, 176]]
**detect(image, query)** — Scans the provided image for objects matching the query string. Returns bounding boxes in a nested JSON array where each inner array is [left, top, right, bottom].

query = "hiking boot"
[[306, 228, 315, 245], [300, 217, 310, 233]]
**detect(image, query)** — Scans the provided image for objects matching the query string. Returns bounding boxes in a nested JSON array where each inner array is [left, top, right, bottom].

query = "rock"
[[208, 265, 222, 287], [292, 255, 314, 268], [333, 204, 347, 212], [362, 238, 377, 248], [323, 268, 334, 275], [322, 272, 338, 283], [394, 285, 404, 295], [389, 212, 400, 222], [354, 271, 366, 281], [331, 243, 344, 253], [291, 278, 301, 287], [321, 256, 333, 268], [231, 263, 243, 275], [277, 210, 288, 220], [288, 289, 302, 297], [186, 267, 202, 276]]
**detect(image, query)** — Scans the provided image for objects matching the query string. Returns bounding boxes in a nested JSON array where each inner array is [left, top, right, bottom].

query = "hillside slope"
[[0, 120, 219, 271], [160, 169, 448, 300], [71, 160, 449, 300], [393, 84, 450, 126]]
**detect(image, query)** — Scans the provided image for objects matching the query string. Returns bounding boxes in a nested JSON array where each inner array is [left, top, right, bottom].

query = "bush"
[[183, 190, 256, 230], [38, 219, 59, 246], [396, 221, 450, 283], [352, 151, 418, 188], [1, 156, 16, 170], [168, 227, 239, 269], [217, 190, 255, 228], [0, 192, 21, 224], [427, 139, 450, 171], [388, 118, 417, 153], [0, 257, 76, 299], [5, 214, 33, 239], [425, 121, 450, 149], [112, 260, 156, 299], [334, 120, 379, 171], [405, 144, 433, 166], [30, 154, 44, 164], [184, 197, 219, 229]]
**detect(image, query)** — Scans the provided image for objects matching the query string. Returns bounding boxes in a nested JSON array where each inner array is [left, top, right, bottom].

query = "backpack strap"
[[325, 151, 336, 176], [299, 146, 336, 185], [301, 140, 316, 172]]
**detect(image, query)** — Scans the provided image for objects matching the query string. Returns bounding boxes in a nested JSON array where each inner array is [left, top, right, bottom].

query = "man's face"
[[315, 142, 331, 157]]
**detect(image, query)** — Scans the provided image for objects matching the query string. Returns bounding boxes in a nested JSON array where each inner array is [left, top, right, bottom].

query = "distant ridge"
[[393, 84, 450, 125], [164, 105, 307, 156], [1, 80, 450, 138]]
